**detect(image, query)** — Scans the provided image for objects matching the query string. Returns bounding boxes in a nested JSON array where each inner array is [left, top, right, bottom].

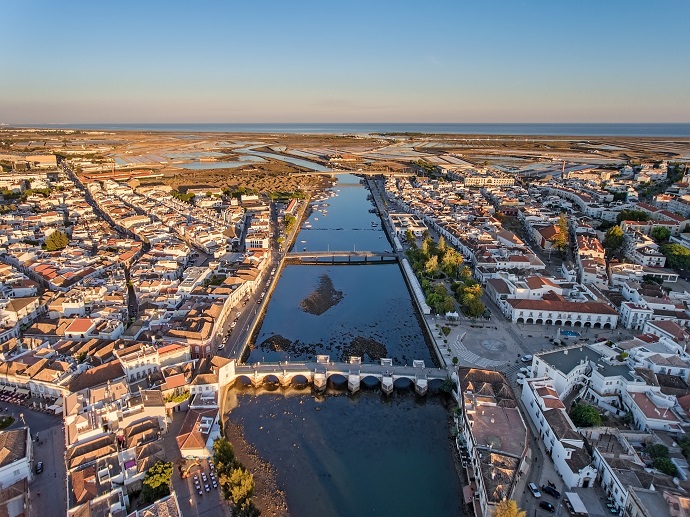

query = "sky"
[[1, 0, 689, 124]]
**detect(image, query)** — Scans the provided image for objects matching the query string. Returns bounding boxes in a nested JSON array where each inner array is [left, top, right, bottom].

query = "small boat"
[[300, 240, 306, 243]]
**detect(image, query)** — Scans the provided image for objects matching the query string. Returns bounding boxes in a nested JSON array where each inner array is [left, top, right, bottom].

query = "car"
[[539, 501, 555, 512], [517, 378, 525, 386], [35, 461, 43, 474], [230, 322, 237, 329], [205, 484, 211, 493], [521, 354, 533, 363], [528, 482, 541, 498], [519, 367, 531, 375], [541, 485, 560, 498], [516, 373, 526, 380]]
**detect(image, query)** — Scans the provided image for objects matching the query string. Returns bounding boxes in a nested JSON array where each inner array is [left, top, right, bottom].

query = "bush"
[[141, 461, 173, 504], [569, 404, 602, 427], [441, 326, 451, 336], [653, 457, 678, 476]]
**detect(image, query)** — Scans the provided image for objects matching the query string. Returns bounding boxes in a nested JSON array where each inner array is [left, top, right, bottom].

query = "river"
[[226, 173, 463, 516]]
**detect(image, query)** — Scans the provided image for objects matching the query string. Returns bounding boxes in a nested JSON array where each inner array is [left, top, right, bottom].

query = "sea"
[[7, 122, 690, 137]]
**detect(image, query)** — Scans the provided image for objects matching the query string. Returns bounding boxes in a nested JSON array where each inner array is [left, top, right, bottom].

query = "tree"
[[651, 226, 671, 243], [437, 235, 447, 253], [229, 467, 255, 507], [616, 209, 650, 224], [550, 214, 569, 252], [603, 225, 625, 257], [441, 249, 463, 278], [141, 461, 173, 504], [569, 404, 602, 427], [653, 457, 678, 476], [45, 229, 69, 251], [405, 229, 416, 247], [645, 443, 669, 459], [492, 499, 526, 517], [661, 243, 690, 269], [425, 255, 440, 276]]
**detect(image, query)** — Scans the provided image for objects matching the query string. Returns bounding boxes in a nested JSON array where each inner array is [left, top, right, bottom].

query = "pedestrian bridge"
[[232, 356, 449, 396], [285, 251, 398, 264]]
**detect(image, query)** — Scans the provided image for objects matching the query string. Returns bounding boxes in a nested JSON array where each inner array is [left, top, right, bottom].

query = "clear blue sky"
[[2, 0, 689, 123]]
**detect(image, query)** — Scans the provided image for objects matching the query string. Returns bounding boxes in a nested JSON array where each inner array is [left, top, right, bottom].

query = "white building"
[[521, 378, 597, 488], [0, 427, 33, 488]]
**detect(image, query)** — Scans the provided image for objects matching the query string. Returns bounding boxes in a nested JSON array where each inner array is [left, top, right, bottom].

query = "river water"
[[227, 173, 462, 516]]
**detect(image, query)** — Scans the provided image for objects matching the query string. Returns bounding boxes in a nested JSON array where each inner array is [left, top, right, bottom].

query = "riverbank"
[[223, 418, 290, 516]]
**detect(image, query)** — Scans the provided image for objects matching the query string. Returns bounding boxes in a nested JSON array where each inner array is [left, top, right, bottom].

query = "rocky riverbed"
[[224, 418, 289, 516], [300, 274, 343, 315]]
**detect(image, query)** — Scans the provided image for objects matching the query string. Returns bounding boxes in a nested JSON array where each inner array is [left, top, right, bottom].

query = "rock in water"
[[300, 274, 344, 315]]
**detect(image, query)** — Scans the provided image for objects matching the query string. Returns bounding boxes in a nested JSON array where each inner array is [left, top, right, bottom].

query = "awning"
[[15, 388, 29, 396], [565, 492, 588, 514]]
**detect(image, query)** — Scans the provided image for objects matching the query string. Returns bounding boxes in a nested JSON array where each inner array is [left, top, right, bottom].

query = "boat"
[[300, 240, 306, 243]]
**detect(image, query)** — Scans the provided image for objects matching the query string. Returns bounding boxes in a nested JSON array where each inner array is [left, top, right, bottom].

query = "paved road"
[[29, 423, 67, 516]]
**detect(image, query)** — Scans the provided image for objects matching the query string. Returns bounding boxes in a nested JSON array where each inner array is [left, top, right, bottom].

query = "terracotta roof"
[[65, 318, 95, 334], [68, 361, 125, 393], [508, 298, 618, 315], [0, 428, 28, 467], [71, 465, 97, 505]]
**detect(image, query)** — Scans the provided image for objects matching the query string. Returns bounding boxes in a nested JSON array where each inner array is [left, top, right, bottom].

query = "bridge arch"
[[360, 375, 381, 389], [233, 375, 254, 387], [290, 374, 310, 387], [327, 373, 347, 389], [394, 377, 413, 390]]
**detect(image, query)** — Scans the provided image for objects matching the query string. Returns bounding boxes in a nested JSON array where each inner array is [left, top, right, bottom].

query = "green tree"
[[492, 499, 526, 517], [645, 443, 669, 459], [617, 209, 650, 224], [661, 243, 690, 269], [141, 461, 173, 504], [653, 457, 678, 476], [437, 235, 447, 253], [441, 249, 463, 278], [229, 467, 255, 506], [603, 225, 625, 257], [550, 214, 569, 252], [425, 255, 440, 276], [569, 404, 602, 427], [45, 229, 69, 251], [405, 229, 416, 247], [284, 214, 296, 233], [650, 226, 671, 243], [213, 437, 237, 472]]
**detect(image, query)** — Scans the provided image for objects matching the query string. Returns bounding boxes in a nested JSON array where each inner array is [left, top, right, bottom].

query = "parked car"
[[521, 354, 533, 363], [539, 501, 555, 512], [542, 485, 560, 498], [516, 373, 526, 380], [528, 482, 541, 498], [35, 462, 43, 474], [519, 367, 531, 375]]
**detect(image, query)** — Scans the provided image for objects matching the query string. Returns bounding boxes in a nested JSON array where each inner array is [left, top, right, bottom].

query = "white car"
[[519, 367, 531, 375], [516, 372, 526, 380]]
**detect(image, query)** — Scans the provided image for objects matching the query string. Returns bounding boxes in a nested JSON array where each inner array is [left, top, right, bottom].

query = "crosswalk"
[[453, 343, 509, 370]]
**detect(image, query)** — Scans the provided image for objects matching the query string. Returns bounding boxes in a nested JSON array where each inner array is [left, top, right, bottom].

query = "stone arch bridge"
[[231, 357, 449, 396]]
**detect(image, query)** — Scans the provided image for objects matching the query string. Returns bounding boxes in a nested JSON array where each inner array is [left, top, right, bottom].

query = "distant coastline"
[[7, 122, 690, 137]]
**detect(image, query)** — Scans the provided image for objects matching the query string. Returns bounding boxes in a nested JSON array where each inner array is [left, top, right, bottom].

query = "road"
[[3, 403, 66, 516], [218, 198, 309, 361]]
